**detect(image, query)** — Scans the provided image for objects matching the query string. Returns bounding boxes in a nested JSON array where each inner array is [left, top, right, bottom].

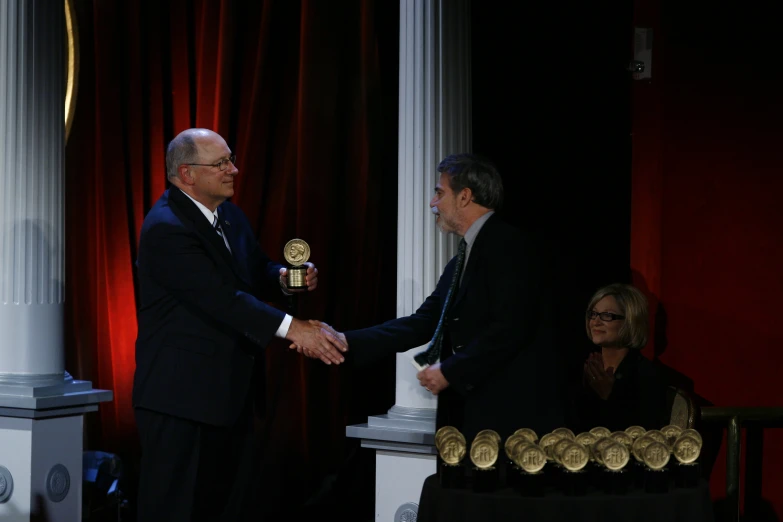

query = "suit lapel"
[[168, 188, 252, 287]]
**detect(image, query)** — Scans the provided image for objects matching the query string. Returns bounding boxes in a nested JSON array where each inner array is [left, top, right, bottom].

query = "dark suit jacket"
[[567, 350, 669, 433], [133, 187, 286, 427], [345, 214, 563, 439]]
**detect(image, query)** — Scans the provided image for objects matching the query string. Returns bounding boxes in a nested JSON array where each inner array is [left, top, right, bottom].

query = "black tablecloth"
[[417, 472, 714, 522]]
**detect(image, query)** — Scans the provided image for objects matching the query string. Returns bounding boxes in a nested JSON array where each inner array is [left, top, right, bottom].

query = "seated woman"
[[568, 283, 670, 433]]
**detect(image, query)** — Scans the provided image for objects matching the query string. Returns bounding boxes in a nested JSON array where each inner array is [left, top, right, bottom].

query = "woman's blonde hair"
[[585, 283, 648, 349]]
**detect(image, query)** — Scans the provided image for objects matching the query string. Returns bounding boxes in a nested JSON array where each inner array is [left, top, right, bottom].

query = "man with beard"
[[298, 154, 562, 440]]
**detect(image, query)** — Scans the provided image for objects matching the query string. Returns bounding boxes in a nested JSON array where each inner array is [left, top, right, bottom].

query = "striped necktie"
[[212, 215, 232, 254], [413, 238, 467, 369]]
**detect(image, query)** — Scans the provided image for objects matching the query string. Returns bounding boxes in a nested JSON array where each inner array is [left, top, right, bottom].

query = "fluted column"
[[394, 0, 472, 413], [0, 0, 66, 387]]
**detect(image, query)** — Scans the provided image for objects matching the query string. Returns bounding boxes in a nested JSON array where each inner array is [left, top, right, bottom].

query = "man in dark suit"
[[133, 128, 347, 522], [300, 154, 562, 440]]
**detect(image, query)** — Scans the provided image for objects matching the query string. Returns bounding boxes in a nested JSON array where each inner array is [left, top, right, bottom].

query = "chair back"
[[667, 386, 697, 429]]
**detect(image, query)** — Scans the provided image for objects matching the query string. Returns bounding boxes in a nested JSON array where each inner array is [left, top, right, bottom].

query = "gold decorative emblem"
[[632, 435, 655, 463], [575, 432, 597, 448], [553, 438, 575, 464], [625, 425, 647, 440], [679, 429, 703, 446], [560, 442, 589, 472], [470, 439, 499, 469], [645, 429, 667, 445], [662, 424, 684, 445], [514, 428, 539, 443], [474, 429, 501, 444], [610, 431, 634, 448], [504, 434, 525, 460], [601, 442, 630, 471], [439, 436, 467, 465], [672, 435, 701, 464], [435, 426, 460, 449], [538, 433, 563, 460], [592, 436, 615, 465], [643, 441, 671, 470], [516, 444, 547, 474], [284, 239, 310, 266], [552, 427, 575, 440], [589, 426, 611, 438]]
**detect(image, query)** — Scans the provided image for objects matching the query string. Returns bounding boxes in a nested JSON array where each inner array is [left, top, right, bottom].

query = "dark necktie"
[[213, 215, 232, 254], [413, 238, 467, 370]]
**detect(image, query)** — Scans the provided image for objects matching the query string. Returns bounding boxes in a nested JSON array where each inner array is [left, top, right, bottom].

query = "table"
[[417, 472, 714, 522]]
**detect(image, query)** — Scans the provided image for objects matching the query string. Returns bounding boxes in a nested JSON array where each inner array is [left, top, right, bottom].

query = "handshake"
[[285, 318, 348, 366]]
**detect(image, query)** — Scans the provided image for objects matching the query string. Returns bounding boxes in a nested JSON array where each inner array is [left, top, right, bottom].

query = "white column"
[[395, 0, 472, 413], [0, 0, 66, 387], [346, 2, 472, 521], [0, 2, 111, 520]]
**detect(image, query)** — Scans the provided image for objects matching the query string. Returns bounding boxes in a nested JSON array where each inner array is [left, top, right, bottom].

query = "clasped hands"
[[286, 319, 347, 365], [584, 352, 615, 400]]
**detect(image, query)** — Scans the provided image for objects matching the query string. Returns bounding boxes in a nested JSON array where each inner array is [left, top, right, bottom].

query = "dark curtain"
[[65, 0, 399, 517]]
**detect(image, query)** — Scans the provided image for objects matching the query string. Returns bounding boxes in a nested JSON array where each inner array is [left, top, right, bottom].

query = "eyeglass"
[[586, 311, 625, 322], [186, 154, 237, 171]]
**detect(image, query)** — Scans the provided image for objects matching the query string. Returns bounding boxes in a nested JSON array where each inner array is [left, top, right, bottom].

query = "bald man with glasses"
[[132, 128, 347, 521]]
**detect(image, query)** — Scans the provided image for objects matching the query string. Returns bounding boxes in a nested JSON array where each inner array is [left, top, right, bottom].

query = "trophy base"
[[439, 462, 465, 489], [505, 462, 521, 488], [472, 466, 499, 493], [631, 460, 646, 489], [513, 470, 545, 497], [600, 468, 630, 495], [674, 461, 700, 488], [287, 266, 308, 289], [562, 468, 588, 496], [644, 468, 671, 494]]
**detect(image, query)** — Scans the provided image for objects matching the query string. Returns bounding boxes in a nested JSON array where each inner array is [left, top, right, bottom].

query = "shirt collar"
[[462, 210, 494, 247], [178, 187, 219, 224]]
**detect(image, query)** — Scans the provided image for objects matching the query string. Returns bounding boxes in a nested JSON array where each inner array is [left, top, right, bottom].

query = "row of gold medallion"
[[436, 424, 702, 474]]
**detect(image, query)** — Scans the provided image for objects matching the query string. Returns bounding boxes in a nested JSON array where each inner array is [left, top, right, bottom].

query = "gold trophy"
[[283, 239, 311, 290]]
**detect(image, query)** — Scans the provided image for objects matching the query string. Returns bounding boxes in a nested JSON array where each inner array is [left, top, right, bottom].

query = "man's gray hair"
[[165, 132, 200, 181], [437, 154, 504, 210]]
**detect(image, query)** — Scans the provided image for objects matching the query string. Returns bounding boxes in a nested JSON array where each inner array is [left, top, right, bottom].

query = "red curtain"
[[631, 0, 783, 518], [65, 0, 399, 511]]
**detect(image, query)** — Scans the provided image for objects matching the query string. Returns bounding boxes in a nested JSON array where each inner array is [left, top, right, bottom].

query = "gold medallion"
[[625, 425, 647, 440], [439, 437, 467, 465], [514, 428, 539, 443], [283, 239, 311, 289], [516, 444, 547, 474], [560, 442, 589, 472], [470, 439, 499, 469], [589, 426, 611, 438], [662, 424, 683, 445], [592, 436, 615, 465], [645, 429, 667, 445], [438, 432, 466, 455], [632, 435, 655, 463], [512, 439, 534, 461], [575, 432, 597, 449], [553, 438, 575, 464], [610, 431, 634, 448], [643, 441, 670, 470], [504, 434, 525, 460], [678, 429, 703, 446], [672, 435, 701, 464], [552, 427, 575, 440], [601, 442, 630, 471], [435, 426, 461, 450], [538, 433, 563, 460], [474, 429, 502, 444]]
